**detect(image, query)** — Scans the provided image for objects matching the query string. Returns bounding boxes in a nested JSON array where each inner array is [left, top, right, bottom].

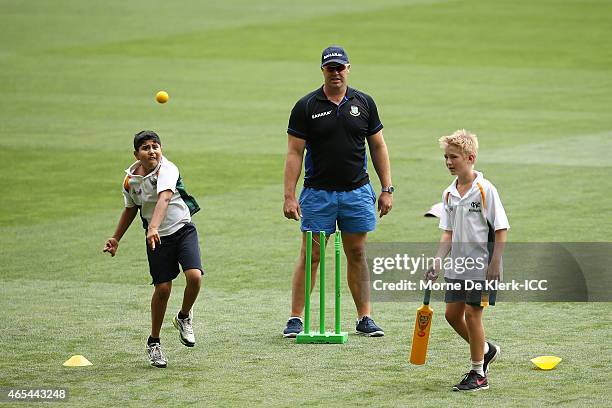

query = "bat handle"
[[423, 289, 431, 305]]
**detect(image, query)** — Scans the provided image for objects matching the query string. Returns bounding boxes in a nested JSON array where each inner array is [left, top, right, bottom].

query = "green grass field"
[[1, 0, 611, 406]]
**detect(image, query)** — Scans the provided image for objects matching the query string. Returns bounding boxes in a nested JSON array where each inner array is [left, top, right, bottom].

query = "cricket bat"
[[409, 289, 433, 365]]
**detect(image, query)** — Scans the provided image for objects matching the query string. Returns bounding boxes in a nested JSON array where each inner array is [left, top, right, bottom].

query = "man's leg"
[[342, 231, 384, 336], [341, 232, 370, 318], [151, 281, 172, 338], [290, 232, 327, 317]]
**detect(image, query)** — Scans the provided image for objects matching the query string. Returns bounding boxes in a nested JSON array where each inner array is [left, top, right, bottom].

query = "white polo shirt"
[[439, 171, 510, 280], [122, 156, 191, 237]]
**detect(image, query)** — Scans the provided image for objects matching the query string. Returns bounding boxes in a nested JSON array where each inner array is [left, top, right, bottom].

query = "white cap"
[[424, 202, 444, 218]]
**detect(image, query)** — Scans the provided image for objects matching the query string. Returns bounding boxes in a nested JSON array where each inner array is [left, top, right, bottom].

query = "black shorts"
[[444, 278, 497, 307], [146, 223, 203, 285]]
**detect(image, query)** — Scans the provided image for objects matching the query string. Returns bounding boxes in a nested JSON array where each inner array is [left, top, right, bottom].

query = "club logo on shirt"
[[312, 110, 332, 119], [469, 201, 482, 212], [350, 105, 360, 116]]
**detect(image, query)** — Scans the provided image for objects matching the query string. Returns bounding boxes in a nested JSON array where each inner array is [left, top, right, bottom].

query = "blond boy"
[[426, 129, 509, 391]]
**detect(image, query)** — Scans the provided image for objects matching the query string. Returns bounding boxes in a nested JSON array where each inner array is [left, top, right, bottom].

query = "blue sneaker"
[[283, 318, 303, 338], [355, 316, 384, 337]]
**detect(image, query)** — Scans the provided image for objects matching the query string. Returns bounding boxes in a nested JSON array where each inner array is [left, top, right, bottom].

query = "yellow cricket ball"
[[155, 91, 169, 104]]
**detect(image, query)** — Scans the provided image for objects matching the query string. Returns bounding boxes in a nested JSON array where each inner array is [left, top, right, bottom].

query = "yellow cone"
[[530, 355, 561, 370], [63, 355, 93, 367]]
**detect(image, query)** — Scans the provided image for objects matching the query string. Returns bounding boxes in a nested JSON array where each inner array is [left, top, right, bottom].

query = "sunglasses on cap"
[[323, 64, 348, 73]]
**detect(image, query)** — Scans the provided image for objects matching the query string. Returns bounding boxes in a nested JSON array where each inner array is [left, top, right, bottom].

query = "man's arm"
[[486, 229, 507, 281], [103, 206, 138, 257], [367, 130, 393, 217], [283, 134, 306, 220], [147, 190, 173, 250]]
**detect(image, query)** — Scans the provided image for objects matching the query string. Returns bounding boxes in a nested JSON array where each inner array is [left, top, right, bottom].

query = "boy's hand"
[[486, 260, 501, 281], [103, 238, 119, 257], [147, 227, 161, 250], [423, 266, 439, 282]]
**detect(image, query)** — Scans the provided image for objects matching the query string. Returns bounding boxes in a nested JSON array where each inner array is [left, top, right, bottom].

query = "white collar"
[[449, 170, 484, 198], [125, 156, 163, 178]]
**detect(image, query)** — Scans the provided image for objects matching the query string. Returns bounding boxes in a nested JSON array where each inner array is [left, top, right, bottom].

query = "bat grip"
[[423, 289, 431, 305]]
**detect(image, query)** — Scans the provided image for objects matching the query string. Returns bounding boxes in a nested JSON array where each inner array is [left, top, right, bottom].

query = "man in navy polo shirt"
[[283, 45, 394, 337]]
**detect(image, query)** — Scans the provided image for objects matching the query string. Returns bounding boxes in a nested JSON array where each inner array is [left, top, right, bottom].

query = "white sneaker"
[[146, 343, 167, 368], [173, 310, 196, 347]]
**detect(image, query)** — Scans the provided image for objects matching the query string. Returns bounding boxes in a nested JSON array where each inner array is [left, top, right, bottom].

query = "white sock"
[[484, 342, 490, 354], [471, 360, 485, 376], [290, 316, 303, 322]]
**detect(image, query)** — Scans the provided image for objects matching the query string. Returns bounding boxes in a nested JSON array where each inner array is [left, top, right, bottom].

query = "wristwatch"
[[381, 186, 395, 194]]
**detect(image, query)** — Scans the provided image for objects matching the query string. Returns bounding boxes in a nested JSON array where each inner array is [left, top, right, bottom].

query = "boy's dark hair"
[[134, 130, 161, 150]]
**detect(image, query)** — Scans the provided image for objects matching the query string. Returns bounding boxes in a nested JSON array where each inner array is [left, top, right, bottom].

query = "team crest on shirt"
[[350, 105, 360, 116], [469, 201, 482, 212]]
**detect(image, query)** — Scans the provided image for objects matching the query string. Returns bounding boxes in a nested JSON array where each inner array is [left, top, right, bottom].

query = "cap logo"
[[323, 52, 343, 60]]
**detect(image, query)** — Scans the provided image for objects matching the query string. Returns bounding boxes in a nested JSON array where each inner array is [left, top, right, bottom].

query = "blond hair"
[[438, 129, 479, 157]]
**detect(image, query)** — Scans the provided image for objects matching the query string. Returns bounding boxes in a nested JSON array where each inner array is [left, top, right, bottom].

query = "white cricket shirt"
[[122, 156, 191, 237], [439, 171, 510, 280]]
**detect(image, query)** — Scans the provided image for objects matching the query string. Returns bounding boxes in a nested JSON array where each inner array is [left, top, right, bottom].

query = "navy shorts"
[[145, 223, 203, 285], [299, 184, 377, 234], [444, 278, 497, 307]]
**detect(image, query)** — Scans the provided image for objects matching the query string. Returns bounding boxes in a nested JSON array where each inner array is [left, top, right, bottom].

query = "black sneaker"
[[483, 341, 500, 374], [283, 318, 303, 338], [355, 316, 384, 337], [452, 370, 489, 392]]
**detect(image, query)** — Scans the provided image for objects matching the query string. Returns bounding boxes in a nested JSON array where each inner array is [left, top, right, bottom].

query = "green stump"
[[296, 231, 348, 344]]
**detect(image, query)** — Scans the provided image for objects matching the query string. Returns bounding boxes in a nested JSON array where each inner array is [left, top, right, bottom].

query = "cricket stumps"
[[296, 231, 349, 344]]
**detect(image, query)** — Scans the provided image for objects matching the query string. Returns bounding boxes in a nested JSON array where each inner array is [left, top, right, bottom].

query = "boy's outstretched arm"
[[425, 230, 452, 281], [103, 206, 138, 257], [486, 229, 507, 281], [146, 190, 173, 250]]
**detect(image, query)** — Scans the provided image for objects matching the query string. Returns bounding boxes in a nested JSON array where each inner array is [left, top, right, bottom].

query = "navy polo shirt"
[[287, 86, 383, 191]]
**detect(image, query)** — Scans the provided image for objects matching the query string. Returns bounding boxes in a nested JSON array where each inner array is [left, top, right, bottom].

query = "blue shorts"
[[299, 184, 377, 235]]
